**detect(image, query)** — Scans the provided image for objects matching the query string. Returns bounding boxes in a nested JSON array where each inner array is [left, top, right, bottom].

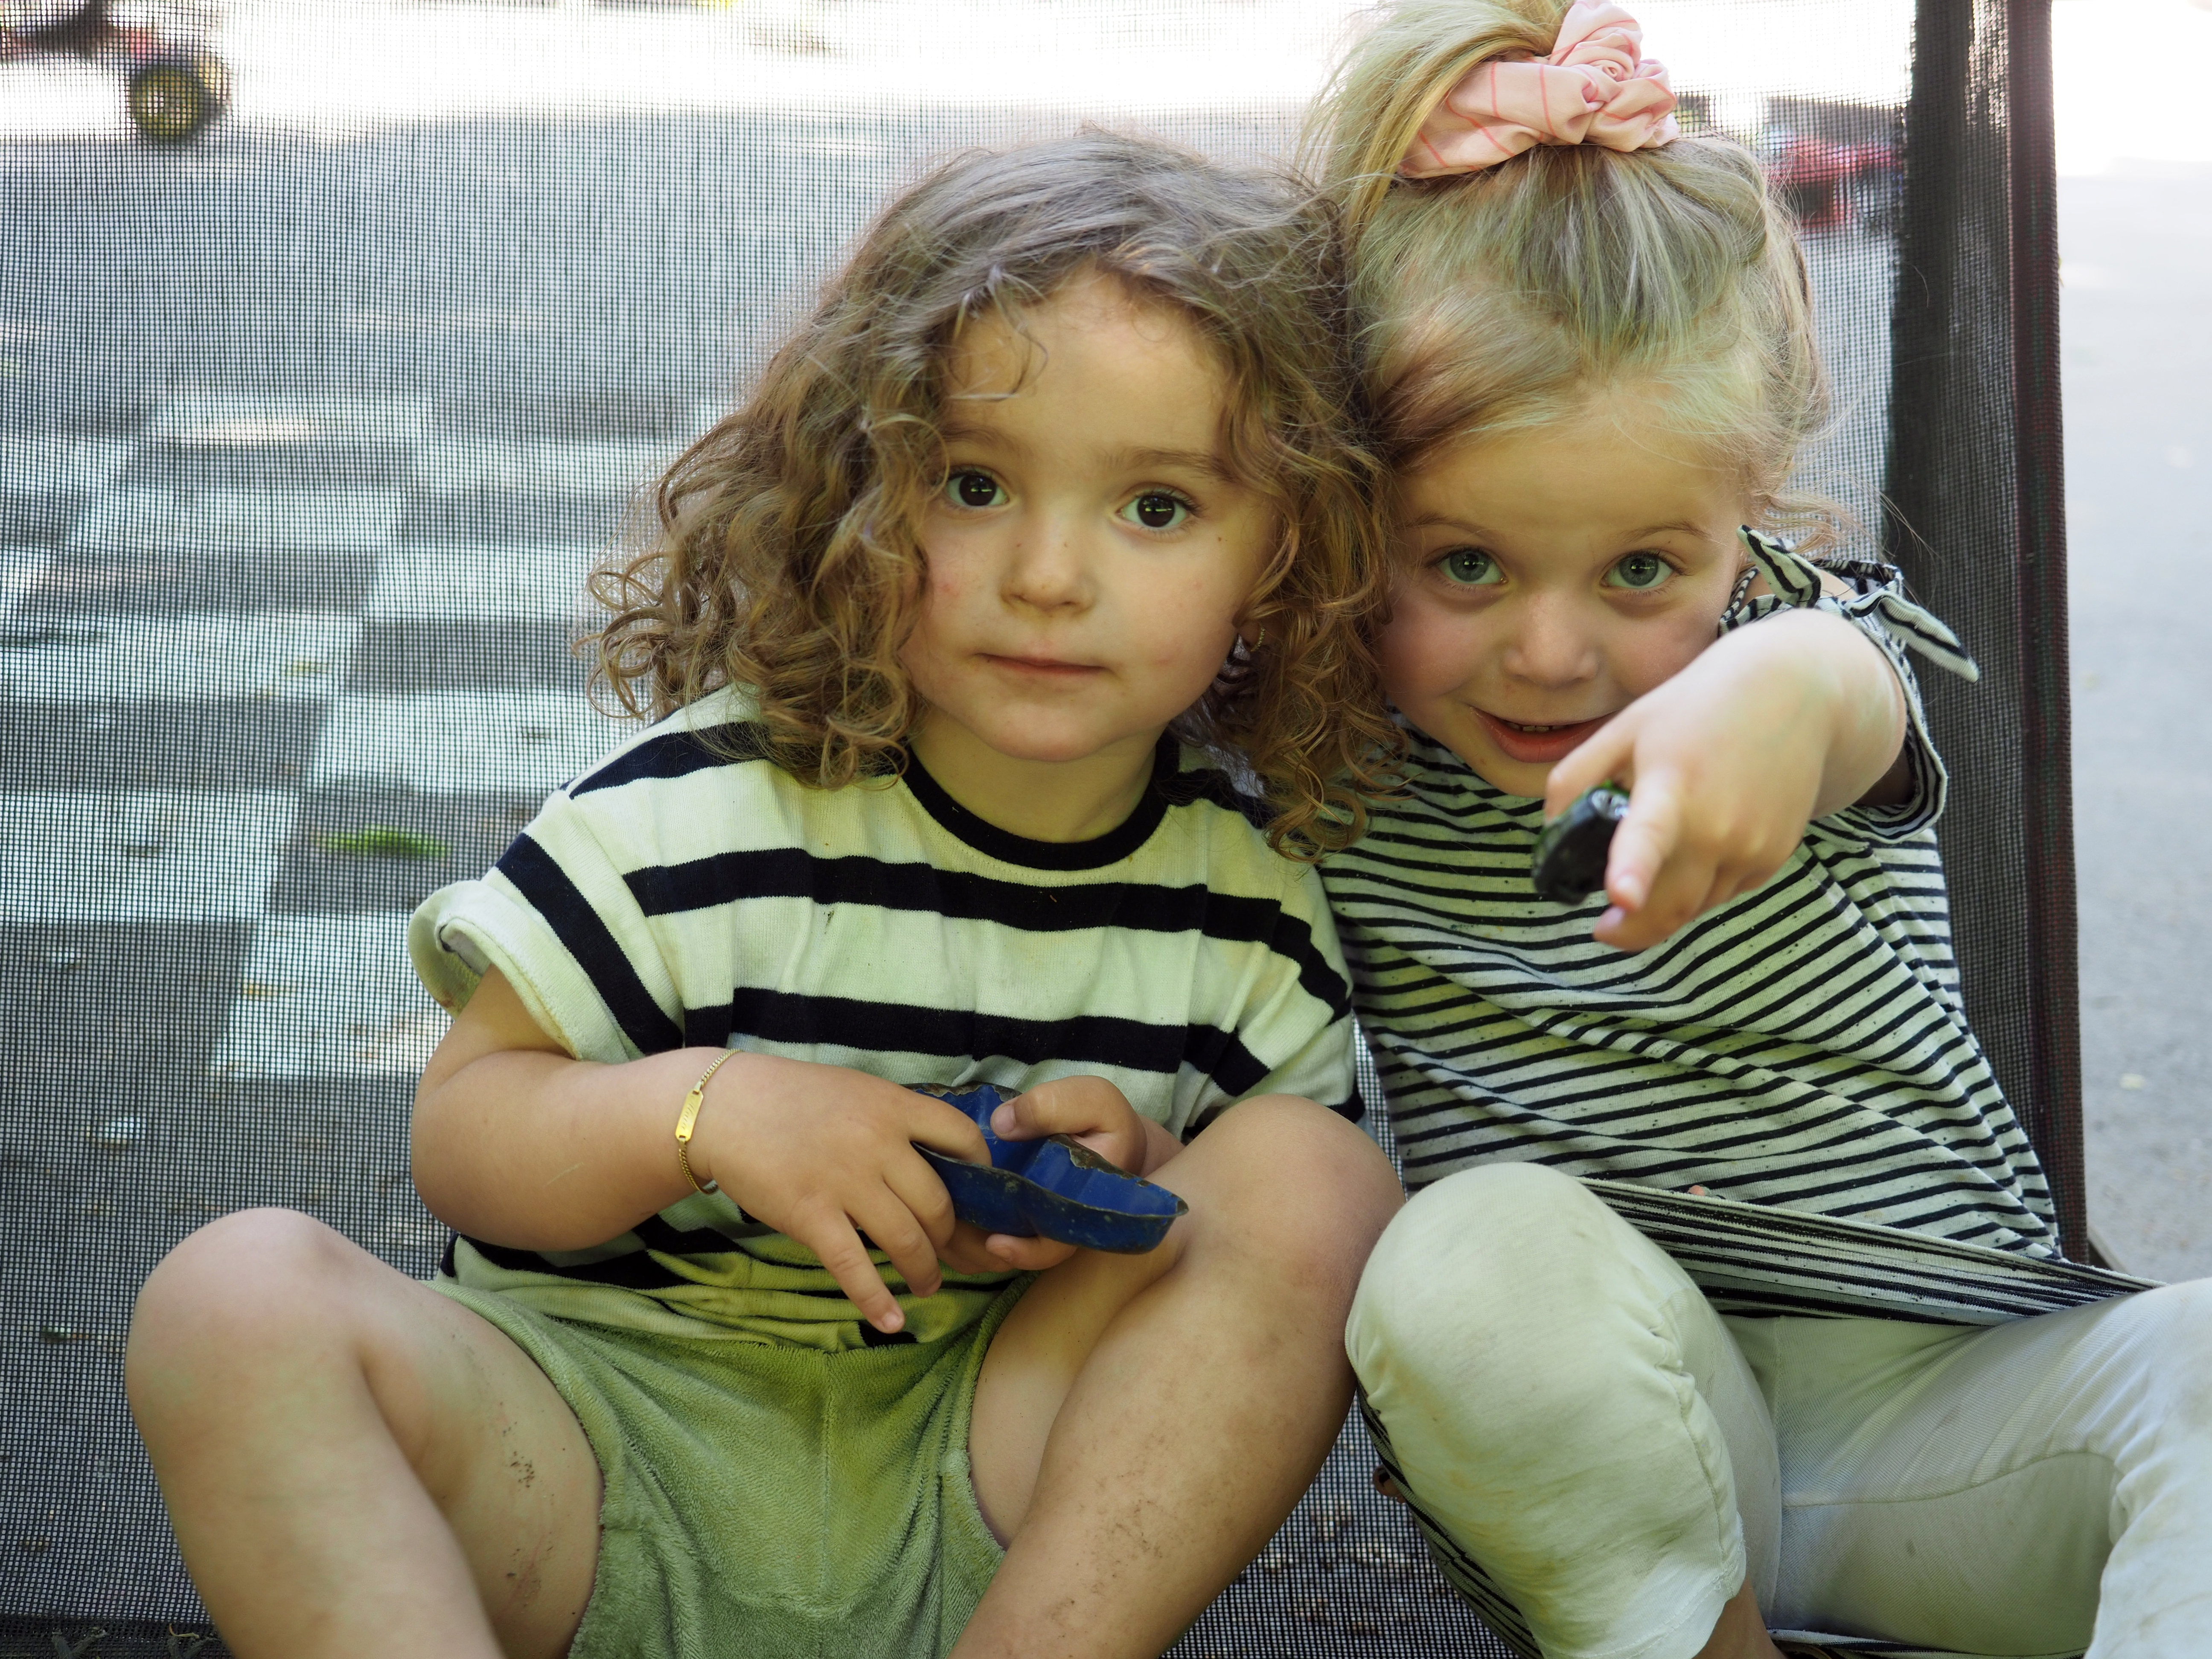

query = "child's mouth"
[[984, 654, 1101, 678], [1473, 708, 1609, 765]]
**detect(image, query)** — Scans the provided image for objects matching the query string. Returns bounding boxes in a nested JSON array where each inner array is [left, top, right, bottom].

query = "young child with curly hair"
[[125, 131, 1405, 1659], [1310, 4, 2212, 1656]]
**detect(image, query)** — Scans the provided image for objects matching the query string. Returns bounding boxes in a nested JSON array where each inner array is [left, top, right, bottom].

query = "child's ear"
[[1228, 604, 1268, 658]]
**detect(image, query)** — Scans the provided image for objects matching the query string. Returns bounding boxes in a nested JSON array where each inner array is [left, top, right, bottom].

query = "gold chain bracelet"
[[675, 1048, 741, 1198]]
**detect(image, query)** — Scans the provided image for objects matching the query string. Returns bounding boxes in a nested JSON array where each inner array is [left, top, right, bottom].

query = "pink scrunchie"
[[1400, 0, 1680, 178]]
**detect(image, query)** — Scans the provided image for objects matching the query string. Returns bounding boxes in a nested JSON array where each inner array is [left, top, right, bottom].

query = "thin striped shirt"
[[409, 686, 1359, 1348], [1325, 535, 2060, 1262]]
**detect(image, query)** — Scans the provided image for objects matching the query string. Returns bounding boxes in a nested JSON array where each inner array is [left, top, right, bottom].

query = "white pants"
[[1346, 1163, 2212, 1659]]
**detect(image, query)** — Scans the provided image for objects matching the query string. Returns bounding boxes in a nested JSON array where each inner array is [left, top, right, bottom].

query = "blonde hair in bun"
[[1310, 0, 1840, 545]]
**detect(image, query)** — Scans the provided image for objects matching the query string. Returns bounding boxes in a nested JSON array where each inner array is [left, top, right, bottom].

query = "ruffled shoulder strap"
[[1739, 528, 1981, 684]]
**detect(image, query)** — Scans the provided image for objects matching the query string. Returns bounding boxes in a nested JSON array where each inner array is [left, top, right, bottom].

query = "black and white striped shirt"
[[410, 686, 1359, 1346], [1325, 536, 2060, 1262]]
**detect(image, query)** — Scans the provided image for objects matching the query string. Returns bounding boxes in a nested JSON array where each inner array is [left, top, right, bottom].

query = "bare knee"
[[1177, 1096, 1403, 1300], [128, 1208, 373, 1420]]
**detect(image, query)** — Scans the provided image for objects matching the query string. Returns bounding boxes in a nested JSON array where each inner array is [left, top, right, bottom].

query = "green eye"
[[1605, 552, 1672, 591], [946, 470, 1007, 509], [1439, 548, 1501, 586], [1119, 491, 1192, 531]]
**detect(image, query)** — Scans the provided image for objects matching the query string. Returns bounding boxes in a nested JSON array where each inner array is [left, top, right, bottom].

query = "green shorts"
[[436, 1275, 1032, 1659]]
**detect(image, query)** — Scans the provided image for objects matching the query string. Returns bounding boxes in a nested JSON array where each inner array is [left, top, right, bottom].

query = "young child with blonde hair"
[[1312, 4, 2212, 1656], [125, 131, 1406, 1659]]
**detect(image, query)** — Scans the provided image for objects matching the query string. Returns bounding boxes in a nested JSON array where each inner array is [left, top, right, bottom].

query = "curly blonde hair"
[[589, 130, 1398, 857], [1309, 0, 1840, 547]]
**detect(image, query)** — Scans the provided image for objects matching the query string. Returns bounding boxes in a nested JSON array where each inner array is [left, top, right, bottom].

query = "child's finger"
[[882, 1148, 958, 1252], [901, 1093, 993, 1166], [982, 1232, 1080, 1272], [1543, 714, 1634, 820], [849, 1187, 945, 1302], [934, 1222, 1001, 1276], [989, 1077, 1143, 1168], [1705, 848, 1791, 915], [1597, 851, 1720, 951], [797, 1211, 907, 1333], [937, 1222, 1079, 1277], [937, 1220, 1015, 1276], [989, 1076, 1129, 1138], [1603, 773, 1685, 917]]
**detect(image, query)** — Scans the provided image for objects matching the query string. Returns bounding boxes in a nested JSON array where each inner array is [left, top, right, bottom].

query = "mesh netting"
[[0, 0, 2067, 1648], [1883, 0, 2082, 1262]]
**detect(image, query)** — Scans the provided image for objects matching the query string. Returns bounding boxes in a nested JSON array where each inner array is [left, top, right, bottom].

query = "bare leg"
[[958, 1097, 1402, 1659], [1694, 1580, 1784, 1659], [127, 1209, 600, 1659]]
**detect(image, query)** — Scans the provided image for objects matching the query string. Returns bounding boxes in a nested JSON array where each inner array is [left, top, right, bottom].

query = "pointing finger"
[[1545, 713, 1635, 821], [1604, 771, 1684, 917]]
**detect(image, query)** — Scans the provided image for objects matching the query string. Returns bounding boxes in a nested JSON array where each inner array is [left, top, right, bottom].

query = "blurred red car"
[[0, 0, 230, 142], [1768, 134, 1899, 234]]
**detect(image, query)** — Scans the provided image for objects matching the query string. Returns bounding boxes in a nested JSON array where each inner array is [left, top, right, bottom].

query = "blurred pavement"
[[2062, 164, 2212, 1282], [2052, 0, 2212, 1283]]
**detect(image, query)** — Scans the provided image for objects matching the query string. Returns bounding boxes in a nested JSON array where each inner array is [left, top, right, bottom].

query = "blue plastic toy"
[[908, 1082, 1187, 1254]]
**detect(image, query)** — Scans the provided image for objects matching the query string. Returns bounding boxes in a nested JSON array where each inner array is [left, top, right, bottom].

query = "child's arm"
[[413, 970, 1169, 1326], [1543, 607, 1908, 951], [412, 966, 1001, 1333]]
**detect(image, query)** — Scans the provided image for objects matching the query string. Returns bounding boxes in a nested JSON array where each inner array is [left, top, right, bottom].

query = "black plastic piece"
[[1529, 785, 1630, 906]]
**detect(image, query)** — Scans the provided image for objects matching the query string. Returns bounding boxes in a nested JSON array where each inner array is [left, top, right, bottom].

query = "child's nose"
[[1000, 514, 1092, 611], [1501, 595, 1600, 686]]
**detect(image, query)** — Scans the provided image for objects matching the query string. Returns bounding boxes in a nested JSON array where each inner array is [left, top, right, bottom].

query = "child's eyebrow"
[[1105, 446, 1240, 483], [939, 424, 1027, 456], [1618, 521, 1714, 541], [1408, 513, 1494, 537], [1408, 516, 1716, 542], [939, 431, 1239, 486]]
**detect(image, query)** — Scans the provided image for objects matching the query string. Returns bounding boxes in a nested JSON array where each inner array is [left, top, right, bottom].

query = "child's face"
[[1384, 407, 1753, 799], [901, 271, 1272, 774]]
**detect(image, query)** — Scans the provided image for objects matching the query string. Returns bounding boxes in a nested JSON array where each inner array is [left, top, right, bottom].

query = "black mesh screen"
[[0, 0, 2067, 1648], [1885, 0, 2081, 1260]]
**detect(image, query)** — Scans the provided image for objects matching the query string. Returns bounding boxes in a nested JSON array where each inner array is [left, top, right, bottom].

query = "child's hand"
[[1544, 609, 1907, 952], [693, 1054, 991, 1334], [937, 1077, 1174, 1275]]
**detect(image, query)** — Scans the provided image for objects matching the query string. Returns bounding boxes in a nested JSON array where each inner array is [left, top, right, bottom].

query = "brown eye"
[[1120, 491, 1191, 531], [947, 471, 1005, 509]]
